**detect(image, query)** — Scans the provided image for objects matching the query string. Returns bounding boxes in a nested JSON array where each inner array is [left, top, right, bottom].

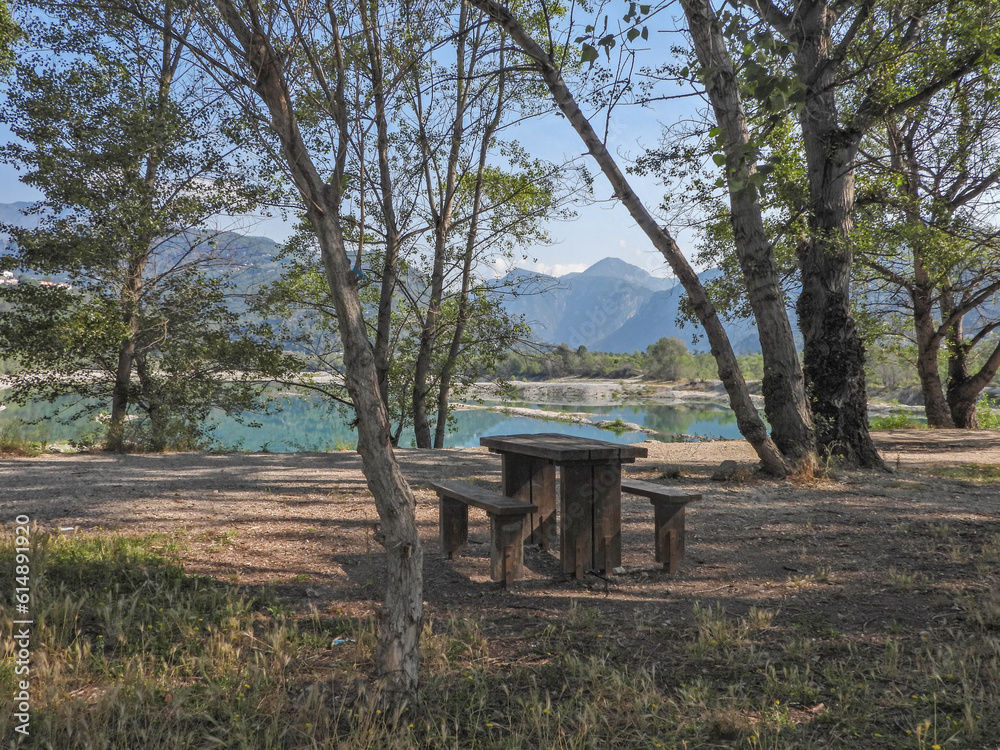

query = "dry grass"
[[3, 525, 1000, 749]]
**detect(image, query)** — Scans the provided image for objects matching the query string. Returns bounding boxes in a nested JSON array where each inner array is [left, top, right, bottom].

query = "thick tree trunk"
[[912, 286, 954, 428], [793, 4, 882, 468], [681, 0, 814, 462], [947, 383, 979, 429], [214, 0, 423, 703], [471, 0, 790, 476], [946, 328, 1000, 428]]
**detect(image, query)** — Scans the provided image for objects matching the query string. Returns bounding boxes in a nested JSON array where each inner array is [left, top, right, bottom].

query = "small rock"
[[711, 460, 739, 481]]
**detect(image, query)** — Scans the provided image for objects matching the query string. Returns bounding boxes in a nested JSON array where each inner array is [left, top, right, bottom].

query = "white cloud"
[[529, 261, 588, 277]]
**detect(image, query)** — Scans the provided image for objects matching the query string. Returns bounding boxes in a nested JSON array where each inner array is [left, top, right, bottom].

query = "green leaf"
[[709, 127, 721, 138], [581, 44, 599, 65], [712, 153, 727, 167], [641, 26, 649, 41], [627, 28, 640, 42]]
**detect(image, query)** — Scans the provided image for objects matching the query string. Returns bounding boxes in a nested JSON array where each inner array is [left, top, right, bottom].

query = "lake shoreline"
[[466, 377, 927, 415]]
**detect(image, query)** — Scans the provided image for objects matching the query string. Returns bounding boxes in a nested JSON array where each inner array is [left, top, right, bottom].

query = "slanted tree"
[[0, 0, 293, 450], [470, 0, 794, 475], [112, 0, 427, 703], [614, 0, 1000, 462]]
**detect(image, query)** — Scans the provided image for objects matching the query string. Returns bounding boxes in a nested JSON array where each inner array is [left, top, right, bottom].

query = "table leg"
[[592, 459, 622, 572], [502, 454, 556, 550], [560, 460, 622, 576], [560, 462, 593, 576]]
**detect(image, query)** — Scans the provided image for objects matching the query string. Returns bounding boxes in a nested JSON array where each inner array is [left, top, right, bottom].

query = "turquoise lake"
[[0, 393, 745, 451]]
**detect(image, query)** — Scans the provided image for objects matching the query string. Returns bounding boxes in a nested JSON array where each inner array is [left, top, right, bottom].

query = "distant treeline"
[[495, 338, 998, 394], [495, 338, 764, 382]]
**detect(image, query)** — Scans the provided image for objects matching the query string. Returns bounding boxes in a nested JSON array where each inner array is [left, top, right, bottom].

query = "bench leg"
[[652, 501, 687, 574], [490, 515, 526, 586], [440, 496, 469, 559]]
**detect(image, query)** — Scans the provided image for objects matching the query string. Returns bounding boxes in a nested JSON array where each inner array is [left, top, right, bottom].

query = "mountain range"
[[497, 257, 768, 354], [1, 201, 767, 354]]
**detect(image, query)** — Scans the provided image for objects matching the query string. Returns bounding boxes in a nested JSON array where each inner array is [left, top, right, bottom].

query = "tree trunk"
[[912, 285, 954, 428], [412, 1, 470, 448], [884, 118, 954, 428], [793, 4, 882, 468], [471, 0, 790, 476], [108, 18, 175, 451], [946, 321, 1000, 428], [947, 383, 979, 429], [680, 0, 814, 462], [108, 331, 136, 451], [361, 0, 402, 414], [213, 0, 423, 703], [108, 251, 147, 451], [433, 36, 505, 450]]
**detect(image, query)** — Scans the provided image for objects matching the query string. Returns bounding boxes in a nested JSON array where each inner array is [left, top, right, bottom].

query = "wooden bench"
[[620, 478, 701, 573], [428, 480, 538, 586]]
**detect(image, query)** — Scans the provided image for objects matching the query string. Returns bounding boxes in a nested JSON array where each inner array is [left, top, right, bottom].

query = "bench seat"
[[621, 478, 701, 573], [428, 480, 537, 586]]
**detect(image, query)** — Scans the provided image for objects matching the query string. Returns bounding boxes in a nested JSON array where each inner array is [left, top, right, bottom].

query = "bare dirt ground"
[[2, 430, 998, 643]]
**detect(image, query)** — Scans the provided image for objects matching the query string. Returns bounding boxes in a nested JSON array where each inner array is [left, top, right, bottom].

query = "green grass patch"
[[597, 417, 631, 435], [919, 463, 1000, 484], [869, 411, 924, 430], [0, 422, 47, 456], [1, 530, 999, 748]]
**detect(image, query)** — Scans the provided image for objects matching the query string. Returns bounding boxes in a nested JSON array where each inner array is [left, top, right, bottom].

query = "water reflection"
[[1, 392, 744, 452]]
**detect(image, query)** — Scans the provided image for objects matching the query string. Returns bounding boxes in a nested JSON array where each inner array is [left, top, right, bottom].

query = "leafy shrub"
[[977, 395, 1000, 429], [869, 411, 923, 430]]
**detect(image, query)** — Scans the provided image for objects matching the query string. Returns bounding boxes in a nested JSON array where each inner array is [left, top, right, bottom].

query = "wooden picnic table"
[[480, 433, 648, 577]]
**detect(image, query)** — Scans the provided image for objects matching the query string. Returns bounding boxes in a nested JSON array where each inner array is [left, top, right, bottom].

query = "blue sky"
[[0, 56, 703, 281]]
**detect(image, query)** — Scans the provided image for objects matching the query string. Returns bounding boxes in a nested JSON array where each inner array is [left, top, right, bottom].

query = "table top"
[[480, 433, 648, 462]]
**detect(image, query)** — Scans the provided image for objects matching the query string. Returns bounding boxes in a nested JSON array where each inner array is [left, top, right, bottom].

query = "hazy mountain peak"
[[561, 257, 673, 292]]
